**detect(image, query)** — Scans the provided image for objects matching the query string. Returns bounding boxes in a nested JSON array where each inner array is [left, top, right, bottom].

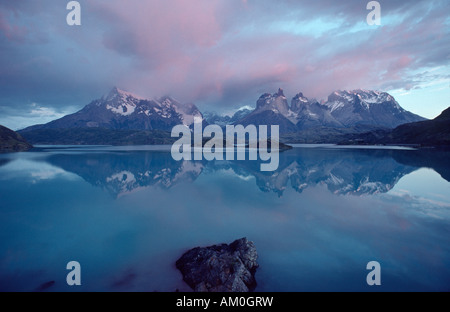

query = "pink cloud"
[[0, 11, 27, 43], [90, 1, 225, 66], [64, 0, 447, 109]]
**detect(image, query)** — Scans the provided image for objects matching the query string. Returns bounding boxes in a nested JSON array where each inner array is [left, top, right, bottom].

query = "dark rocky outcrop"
[[382, 106, 450, 146], [338, 106, 450, 147], [0, 125, 33, 152], [176, 238, 259, 292], [35, 280, 56, 292]]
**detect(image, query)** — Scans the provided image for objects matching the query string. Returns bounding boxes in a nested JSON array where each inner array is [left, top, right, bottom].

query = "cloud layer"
[[0, 0, 449, 129]]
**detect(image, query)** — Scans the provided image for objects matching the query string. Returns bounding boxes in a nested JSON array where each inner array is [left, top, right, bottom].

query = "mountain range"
[[238, 88, 425, 133], [18, 86, 436, 146], [22, 87, 203, 132]]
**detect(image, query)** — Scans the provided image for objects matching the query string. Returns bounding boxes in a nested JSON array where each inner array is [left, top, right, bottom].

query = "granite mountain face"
[[236, 89, 426, 133], [324, 90, 426, 128]]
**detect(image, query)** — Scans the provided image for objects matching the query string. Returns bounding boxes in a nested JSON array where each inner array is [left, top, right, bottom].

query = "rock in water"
[[176, 238, 259, 292]]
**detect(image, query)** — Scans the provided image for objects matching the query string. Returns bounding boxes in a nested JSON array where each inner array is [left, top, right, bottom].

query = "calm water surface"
[[0, 145, 449, 292]]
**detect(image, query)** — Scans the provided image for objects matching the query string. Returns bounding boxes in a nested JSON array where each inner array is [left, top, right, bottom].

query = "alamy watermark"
[[367, 261, 381, 286], [367, 1, 381, 26], [66, 261, 81, 286], [66, 1, 81, 26], [171, 118, 280, 172]]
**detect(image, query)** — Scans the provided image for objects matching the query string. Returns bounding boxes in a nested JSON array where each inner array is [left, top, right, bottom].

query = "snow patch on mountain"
[[328, 101, 345, 113], [103, 87, 145, 116], [160, 96, 203, 126], [106, 103, 136, 116], [106, 88, 145, 101]]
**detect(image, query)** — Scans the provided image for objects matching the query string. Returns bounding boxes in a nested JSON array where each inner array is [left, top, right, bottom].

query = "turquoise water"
[[0, 145, 449, 292]]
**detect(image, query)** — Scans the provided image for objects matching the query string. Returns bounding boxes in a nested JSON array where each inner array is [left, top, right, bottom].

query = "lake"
[[0, 145, 449, 292]]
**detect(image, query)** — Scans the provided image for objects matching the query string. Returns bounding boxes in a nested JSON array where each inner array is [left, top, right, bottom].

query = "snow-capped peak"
[[255, 88, 290, 115], [105, 87, 145, 102], [102, 87, 147, 116], [158, 96, 203, 126], [326, 89, 400, 110], [319, 89, 416, 127], [292, 92, 309, 103], [96, 88, 203, 124], [237, 105, 254, 111]]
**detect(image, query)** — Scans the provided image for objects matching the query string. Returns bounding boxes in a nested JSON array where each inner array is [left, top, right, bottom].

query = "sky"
[[0, 0, 449, 130]]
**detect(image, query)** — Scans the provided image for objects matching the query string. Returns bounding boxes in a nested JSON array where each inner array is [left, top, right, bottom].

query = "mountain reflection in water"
[[43, 147, 450, 198]]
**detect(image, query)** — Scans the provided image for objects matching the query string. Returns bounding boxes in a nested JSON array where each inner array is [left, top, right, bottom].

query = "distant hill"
[[0, 125, 33, 152], [339, 107, 450, 147], [384, 107, 450, 146]]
